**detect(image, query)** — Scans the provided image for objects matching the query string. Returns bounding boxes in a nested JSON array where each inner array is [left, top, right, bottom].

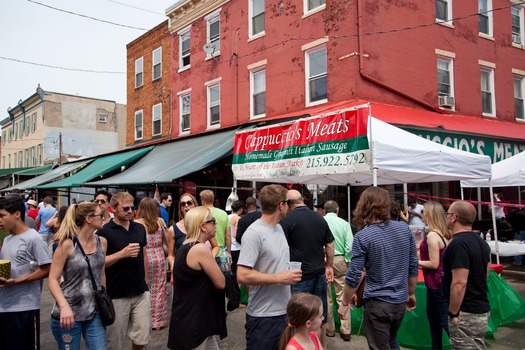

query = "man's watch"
[[448, 311, 460, 318]]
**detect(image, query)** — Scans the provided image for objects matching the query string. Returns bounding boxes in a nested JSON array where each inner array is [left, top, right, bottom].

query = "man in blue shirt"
[[339, 187, 418, 350], [159, 192, 172, 226], [35, 196, 56, 249]]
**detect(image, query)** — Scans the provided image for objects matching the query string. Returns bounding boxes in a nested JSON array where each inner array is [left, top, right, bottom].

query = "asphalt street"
[[38, 258, 525, 349]]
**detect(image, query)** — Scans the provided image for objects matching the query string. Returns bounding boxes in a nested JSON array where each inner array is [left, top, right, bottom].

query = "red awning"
[[261, 99, 525, 142]]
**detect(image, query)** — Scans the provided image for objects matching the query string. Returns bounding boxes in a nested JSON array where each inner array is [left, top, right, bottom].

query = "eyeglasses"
[[180, 200, 194, 207], [90, 213, 104, 219], [203, 218, 217, 225], [281, 199, 293, 206], [121, 206, 136, 212], [95, 199, 107, 204], [444, 212, 459, 218]]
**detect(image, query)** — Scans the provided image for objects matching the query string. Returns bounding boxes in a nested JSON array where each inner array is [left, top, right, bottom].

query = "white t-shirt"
[[409, 203, 425, 226], [237, 219, 291, 317], [0, 229, 52, 312]]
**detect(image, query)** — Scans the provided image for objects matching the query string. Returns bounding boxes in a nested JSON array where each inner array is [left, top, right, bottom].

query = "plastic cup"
[[129, 243, 140, 257], [288, 261, 302, 270]]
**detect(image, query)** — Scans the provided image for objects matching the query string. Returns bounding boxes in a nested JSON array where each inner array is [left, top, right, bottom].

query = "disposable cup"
[[288, 261, 302, 270]]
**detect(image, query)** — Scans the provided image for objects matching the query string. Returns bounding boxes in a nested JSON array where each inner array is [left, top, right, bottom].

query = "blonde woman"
[[135, 197, 168, 330], [418, 201, 452, 350], [48, 202, 107, 349], [167, 207, 226, 350]]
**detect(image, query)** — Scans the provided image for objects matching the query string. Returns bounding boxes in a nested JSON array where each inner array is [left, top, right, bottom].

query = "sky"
[[0, 0, 174, 122]]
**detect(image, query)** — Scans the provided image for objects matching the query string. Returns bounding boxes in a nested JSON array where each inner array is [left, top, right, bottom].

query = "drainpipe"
[[356, 0, 446, 114]]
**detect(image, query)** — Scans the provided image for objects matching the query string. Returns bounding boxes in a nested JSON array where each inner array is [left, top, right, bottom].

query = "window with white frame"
[[206, 10, 221, 57], [180, 93, 191, 132], [306, 46, 327, 105], [152, 103, 162, 136], [478, 0, 492, 36], [305, 0, 325, 13], [250, 0, 265, 37], [512, 5, 524, 45], [98, 114, 107, 123], [135, 110, 143, 139], [515, 76, 525, 120], [18, 151, 22, 167], [251, 68, 266, 118], [481, 68, 495, 115], [437, 57, 454, 97], [179, 27, 191, 69], [152, 47, 162, 80], [436, 0, 451, 22], [32, 113, 37, 132], [208, 83, 221, 126], [1, 131, 5, 145], [135, 57, 143, 88]]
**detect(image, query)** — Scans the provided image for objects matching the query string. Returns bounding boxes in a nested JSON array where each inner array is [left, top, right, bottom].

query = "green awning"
[[37, 147, 153, 189], [0, 167, 34, 177], [14, 164, 53, 176], [86, 128, 239, 186], [2, 160, 92, 191]]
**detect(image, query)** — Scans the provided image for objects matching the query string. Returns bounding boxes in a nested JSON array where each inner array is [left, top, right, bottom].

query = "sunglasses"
[[281, 199, 293, 206], [90, 213, 104, 219], [203, 218, 217, 225], [180, 200, 194, 207], [95, 199, 107, 204], [121, 206, 136, 212]]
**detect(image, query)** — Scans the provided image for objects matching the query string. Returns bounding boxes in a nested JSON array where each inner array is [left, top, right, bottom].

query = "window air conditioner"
[[513, 34, 522, 44], [438, 95, 455, 108]]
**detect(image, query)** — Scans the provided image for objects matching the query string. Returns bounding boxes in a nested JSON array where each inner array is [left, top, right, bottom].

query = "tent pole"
[[519, 186, 522, 206], [373, 168, 377, 187], [403, 183, 408, 209], [461, 186, 464, 200], [252, 181, 256, 198], [347, 185, 351, 223], [477, 187, 482, 221], [488, 181, 500, 264]]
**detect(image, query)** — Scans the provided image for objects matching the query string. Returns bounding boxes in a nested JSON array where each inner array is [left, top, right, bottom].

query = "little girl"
[[279, 293, 323, 350]]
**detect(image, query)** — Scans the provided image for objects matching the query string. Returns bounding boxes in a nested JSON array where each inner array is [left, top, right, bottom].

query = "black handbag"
[[74, 237, 116, 326]]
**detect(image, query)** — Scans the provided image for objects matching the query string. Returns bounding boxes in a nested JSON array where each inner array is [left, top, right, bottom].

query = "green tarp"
[[37, 147, 153, 189]]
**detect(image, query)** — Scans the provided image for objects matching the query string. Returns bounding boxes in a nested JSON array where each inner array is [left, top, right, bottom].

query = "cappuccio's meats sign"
[[232, 108, 371, 180]]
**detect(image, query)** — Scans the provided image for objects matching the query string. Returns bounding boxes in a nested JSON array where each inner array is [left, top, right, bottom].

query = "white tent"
[[232, 106, 492, 186], [461, 151, 525, 188]]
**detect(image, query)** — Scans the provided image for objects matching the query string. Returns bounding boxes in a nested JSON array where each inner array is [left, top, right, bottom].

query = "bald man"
[[442, 200, 490, 349], [281, 189, 334, 349]]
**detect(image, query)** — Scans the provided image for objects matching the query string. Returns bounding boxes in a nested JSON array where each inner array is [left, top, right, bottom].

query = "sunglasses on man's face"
[[121, 206, 136, 212]]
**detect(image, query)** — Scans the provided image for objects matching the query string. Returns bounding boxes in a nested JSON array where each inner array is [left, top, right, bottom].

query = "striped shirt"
[[345, 220, 418, 304]]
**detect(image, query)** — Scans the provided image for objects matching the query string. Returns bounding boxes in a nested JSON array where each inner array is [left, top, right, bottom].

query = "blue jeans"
[[245, 314, 287, 350], [51, 315, 106, 350], [514, 231, 525, 264], [291, 274, 328, 324], [426, 288, 450, 350]]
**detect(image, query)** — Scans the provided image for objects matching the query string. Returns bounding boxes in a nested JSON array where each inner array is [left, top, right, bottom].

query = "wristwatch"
[[448, 311, 460, 319]]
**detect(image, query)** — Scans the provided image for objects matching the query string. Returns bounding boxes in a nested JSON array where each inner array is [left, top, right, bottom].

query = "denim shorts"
[[291, 274, 328, 324]]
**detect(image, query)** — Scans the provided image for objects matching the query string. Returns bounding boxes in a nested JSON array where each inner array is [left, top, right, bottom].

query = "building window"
[[305, 0, 325, 13], [135, 57, 143, 88], [135, 110, 143, 140], [18, 151, 23, 167], [206, 10, 221, 57], [98, 114, 107, 123], [180, 93, 191, 133], [2, 131, 5, 145], [32, 113, 37, 132], [207, 82, 220, 126], [481, 68, 495, 116], [478, 0, 492, 36], [251, 68, 266, 118], [250, 0, 265, 37], [179, 27, 191, 70], [152, 47, 162, 80], [512, 5, 524, 45], [306, 46, 327, 105], [515, 76, 525, 120], [152, 103, 162, 136], [437, 58, 453, 97], [436, 0, 451, 22]]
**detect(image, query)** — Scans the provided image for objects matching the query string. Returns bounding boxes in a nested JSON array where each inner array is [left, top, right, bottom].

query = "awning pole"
[[477, 187, 482, 221], [488, 181, 500, 264]]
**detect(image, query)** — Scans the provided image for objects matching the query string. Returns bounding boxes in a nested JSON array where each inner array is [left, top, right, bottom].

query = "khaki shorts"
[[106, 292, 151, 349]]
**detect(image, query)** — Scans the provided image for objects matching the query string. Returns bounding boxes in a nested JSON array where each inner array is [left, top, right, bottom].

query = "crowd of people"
[[0, 183, 512, 350]]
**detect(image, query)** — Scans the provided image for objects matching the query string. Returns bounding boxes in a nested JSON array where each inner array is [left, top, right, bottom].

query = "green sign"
[[404, 128, 525, 163]]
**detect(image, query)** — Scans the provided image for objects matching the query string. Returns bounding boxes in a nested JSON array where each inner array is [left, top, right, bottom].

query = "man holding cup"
[[237, 184, 302, 350], [0, 194, 52, 350], [97, 192, 150, 350]]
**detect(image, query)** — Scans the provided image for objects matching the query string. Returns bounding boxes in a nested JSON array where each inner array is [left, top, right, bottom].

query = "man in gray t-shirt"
[[0, 194, 52, 350], [237, 185, 302, 350]]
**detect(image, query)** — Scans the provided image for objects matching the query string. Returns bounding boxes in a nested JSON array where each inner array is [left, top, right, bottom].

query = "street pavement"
[[39, 259, 525, 349]]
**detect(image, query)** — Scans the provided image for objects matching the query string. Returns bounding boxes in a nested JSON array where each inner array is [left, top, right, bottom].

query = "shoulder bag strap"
[[73, 236, 99, 292]]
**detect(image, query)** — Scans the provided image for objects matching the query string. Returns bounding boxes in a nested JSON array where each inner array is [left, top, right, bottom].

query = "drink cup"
[[288, 261, 302, 270], [129, 243, 140, 257]]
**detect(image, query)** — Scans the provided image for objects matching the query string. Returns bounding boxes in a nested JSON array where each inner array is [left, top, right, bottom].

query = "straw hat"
[[27, 199, 38, 208]]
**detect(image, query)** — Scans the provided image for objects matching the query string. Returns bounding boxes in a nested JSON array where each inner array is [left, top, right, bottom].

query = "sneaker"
[[512, 261, 523, 267], [340, 333, 351, 342]]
